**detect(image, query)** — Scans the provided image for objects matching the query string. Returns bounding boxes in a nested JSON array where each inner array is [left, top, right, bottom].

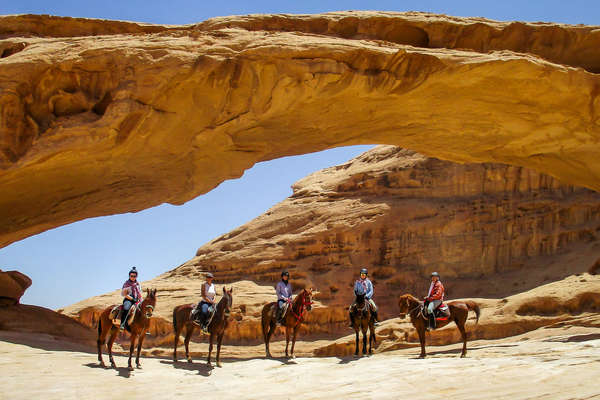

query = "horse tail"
[[172, 307, 178, 333], [465, 301, 480, 324]]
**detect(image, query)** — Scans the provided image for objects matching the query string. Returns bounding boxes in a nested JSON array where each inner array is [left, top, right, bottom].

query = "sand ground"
[[2, 326, 600, 400]]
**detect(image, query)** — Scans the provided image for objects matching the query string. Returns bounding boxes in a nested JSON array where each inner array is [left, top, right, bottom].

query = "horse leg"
[[136, 332, 145, 368], [290, 327, 299, 359], [107, 327, 118, 368], [173, 324, 180, 362], [418, 326, 426, 358], [97, 319, 108, 367], [284, 326, 291, 358], [354, 328, 359, 356], [207, 332, 215, 367], [216, 333, 224, 368], [369, 322, 376, 355], [457, 320, 468, 358], [265, 323, 276, 358], [184, 326, 194, 363], [362, 324, 368, 356], [128, 335, 136, 371]]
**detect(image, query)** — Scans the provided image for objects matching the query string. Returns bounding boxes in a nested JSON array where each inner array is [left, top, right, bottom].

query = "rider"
[[276, 271, 292, 323], [196, 272, 216, 332], [120, 266, 142, 331], [349, 268, 379, 327], [424, 271, 445, 331]]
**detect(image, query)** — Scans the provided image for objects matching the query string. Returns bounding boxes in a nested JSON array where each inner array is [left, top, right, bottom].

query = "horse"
[[96, 288, 157, 370], [172, 287, 233, 367], [398, 293, 480, 358], [350, 293, 376, 356], [261, 288, 313, 359]]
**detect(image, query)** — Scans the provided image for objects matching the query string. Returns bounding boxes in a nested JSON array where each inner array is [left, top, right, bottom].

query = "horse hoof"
[[136, 364, 142, 369], [187, 358, 193, 363], [216, 362, 222, 368], [207, 362, 212, 368], [110, 363, 117, 369], [461, 354, 466, 358], [128, 365, 134, 371], [419, 355, 426, 359]]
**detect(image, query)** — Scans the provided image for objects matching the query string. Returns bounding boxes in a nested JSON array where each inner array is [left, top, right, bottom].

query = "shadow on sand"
[[160, 360, 213, 376], [83, 362, 131, 378], [337, 354, 371, 364]]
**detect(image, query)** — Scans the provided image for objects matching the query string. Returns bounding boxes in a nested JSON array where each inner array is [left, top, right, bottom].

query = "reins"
[[289, 291, 313, 322]]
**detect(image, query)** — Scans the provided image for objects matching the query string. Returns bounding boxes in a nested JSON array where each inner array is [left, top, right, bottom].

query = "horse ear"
[[153, 288, 157, 297], [223, 287, 227, 294], [146, 288, 150, 295]]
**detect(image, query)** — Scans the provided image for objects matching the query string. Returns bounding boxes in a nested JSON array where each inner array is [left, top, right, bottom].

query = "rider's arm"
[[121, 286, 134, 301], [366, 280, 374, 299], [201, 283, 209, 303]]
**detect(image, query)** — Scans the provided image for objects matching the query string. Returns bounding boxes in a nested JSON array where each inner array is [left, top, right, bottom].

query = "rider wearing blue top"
[[348, 268, 379, 327], [275, 271, 292, 322]]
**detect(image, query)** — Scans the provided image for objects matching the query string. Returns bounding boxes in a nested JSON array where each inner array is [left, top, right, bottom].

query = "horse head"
[[398, 294, 418, 319], [221, 287, 233, 316], [142, 288, 157, 318], [303, 288, 313, 311]]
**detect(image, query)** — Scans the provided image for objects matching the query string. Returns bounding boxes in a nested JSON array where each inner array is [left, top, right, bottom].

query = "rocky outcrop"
[[1, 12, 600, 248], [0, 269, 32, 306], [170, 146, 600, 318]]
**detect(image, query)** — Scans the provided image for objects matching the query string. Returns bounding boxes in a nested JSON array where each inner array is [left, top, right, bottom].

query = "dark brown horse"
[[261, 288, 313, 359], [172, 287, 233, 367], [97, 288, 157, 370], [350, 293, 376, 356], [398, 294, 480, 358]]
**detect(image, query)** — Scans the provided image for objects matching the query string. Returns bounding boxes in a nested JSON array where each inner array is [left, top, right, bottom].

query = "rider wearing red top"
[[424, 272, 444, 330]]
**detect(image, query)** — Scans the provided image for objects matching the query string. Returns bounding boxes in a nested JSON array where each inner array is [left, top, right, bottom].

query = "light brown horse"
[[350, 293, 376, 356], [398, 294, 480, 358], [97, 288, 157, 370], [261, 288, 313, 359], [172, 287, 233, 367]]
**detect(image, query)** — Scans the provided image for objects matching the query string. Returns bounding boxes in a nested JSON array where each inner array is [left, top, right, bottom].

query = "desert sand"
[[2, 326, 600, 400]]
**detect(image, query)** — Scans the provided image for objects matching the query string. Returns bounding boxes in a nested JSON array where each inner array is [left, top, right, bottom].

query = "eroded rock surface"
[[1, 12, 600, 248], [0, 269, 32, 306]]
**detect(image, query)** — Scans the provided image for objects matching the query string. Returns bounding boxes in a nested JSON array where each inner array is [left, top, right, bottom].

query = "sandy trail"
[[2, 327, 600, 400]]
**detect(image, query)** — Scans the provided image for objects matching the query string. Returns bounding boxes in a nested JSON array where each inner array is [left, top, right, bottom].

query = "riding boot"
[[428, 314, 436, 331], [372, 310, 380, 326]]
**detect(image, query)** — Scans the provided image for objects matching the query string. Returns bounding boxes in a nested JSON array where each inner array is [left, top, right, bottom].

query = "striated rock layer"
[[173, 146, 600, 317], [1, 12, 600, 248]]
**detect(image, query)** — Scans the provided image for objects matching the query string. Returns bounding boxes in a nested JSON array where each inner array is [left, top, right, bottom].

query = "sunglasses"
[[129, 274, 137, 278]]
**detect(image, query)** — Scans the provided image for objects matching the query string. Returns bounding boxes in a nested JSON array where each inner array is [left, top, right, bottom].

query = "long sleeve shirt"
[[427, 280, 445, 301], [354, 278, 374, 299], [276, 280, 293, 301]]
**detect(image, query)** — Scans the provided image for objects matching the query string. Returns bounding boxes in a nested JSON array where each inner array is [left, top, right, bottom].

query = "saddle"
[[421, 302, 450, 321], [191, 303, 216, 330], [275, 301, 289, 324], [109, 304, 137, 331]]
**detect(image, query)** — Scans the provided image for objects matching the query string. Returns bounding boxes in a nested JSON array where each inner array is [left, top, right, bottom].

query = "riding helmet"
[[431, 271, 440, 278], [129, 266, 138, 276], [360, 268, 368, 275], [205, 272, 214, 278], [281, 270, 290, 278]]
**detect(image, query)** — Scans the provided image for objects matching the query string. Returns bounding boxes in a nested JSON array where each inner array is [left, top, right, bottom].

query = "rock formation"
[[173, 146, 600, 316], [1, 12, 600, 248], [0, 269, 32, 306], [63, 146, 600, 350]]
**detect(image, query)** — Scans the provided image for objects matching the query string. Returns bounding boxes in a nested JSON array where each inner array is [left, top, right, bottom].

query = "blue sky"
[[1, 1, 598, 309]]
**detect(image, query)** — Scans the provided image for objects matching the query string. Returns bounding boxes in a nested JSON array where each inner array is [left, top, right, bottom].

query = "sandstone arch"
[[0, 12, 599, 248]]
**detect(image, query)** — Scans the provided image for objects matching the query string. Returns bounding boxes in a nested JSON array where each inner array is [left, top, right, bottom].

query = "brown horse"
[[172, 287, 233, 367], [261, 288, 313, 359], [97, 288, 157, 370], [398, 294, 480, 358], [350, 293, 376, 356]]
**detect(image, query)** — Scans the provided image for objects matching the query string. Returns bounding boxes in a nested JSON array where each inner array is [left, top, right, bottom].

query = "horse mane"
[[399, 293, 421, 305]]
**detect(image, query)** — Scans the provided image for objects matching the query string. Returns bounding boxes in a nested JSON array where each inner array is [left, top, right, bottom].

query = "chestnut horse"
[[97, 288, 157, 370], [172, 287, 233, 367], [398, 294, 480, 358], [261, 288, 313, 358], [350, 293, 376, 356]]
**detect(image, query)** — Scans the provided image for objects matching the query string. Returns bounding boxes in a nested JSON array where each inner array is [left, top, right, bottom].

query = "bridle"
[[289, 291, 313, 322]]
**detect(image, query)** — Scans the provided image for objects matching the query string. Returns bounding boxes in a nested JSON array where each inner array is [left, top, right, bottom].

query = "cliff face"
[[1, 12, 600, 248], [171, 146, 600, 316], [62, 146, 600, 348]]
